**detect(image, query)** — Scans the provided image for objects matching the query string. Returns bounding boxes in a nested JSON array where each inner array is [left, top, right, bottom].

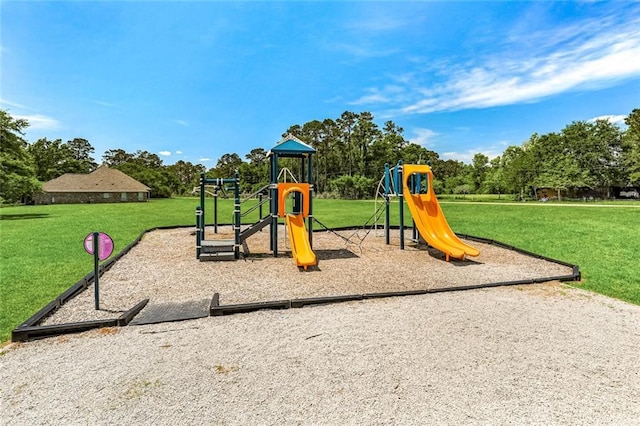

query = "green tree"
[[166, 160, 206, 195], [366, 121, 408, 181], [590, 119, 624, 196], [212, 153, 243, 179], [28, 138, 82, 181], [102, 149, 134, 167], [502, 145, 536, 199], [353, 111, 381, 176], [66, 138, 97, 173], [240, 148, 269, 193], [559, 120, 622, 196], [336, 111, 358, 176], [0, 110, 40, 203], [285, 111, 414, 194], [329, 174, 375, 199], [286, 119, 339, 193], [622, 108, 640, 185], [433, 159, 467, 194], [102, 149, 173, 198], [401, 143, 438, 166], [528, 132, 569, 199], [483, 156, 508, 197], [470, 153, 489, 192]]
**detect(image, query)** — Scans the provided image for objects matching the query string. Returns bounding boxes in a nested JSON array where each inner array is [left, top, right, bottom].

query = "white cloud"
[[409, 128, 438, 147], [174, 120, 189, 127], [330, 42, 398, 60], [92, 100, 117, 107], [441, 147, 503, 165], [159, 151, 171, 156], [358, 11, 640, 116], [350, 85, 405, 106], [14, 114, 60, 130], [176, 150, 183, 155], [349, 91, 389, 106], [0, 98, 28, 109], [589, 114, 627, 125], [198, 157, 211, 162]]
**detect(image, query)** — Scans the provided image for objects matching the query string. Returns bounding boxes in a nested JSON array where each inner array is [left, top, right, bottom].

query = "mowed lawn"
[[1, 197, 639, 342]]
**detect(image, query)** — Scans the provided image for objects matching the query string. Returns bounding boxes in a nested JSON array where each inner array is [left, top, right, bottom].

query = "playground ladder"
[[199, 239, 236, 261]]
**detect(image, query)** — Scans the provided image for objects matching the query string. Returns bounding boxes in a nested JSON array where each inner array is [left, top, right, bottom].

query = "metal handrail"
[[241, 184, 270, 203], [241, 195, 270, 218]]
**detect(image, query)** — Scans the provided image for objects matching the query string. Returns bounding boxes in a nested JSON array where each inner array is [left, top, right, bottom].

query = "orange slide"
[[402, 164, 479, 261], [285, 213, 317, 270]]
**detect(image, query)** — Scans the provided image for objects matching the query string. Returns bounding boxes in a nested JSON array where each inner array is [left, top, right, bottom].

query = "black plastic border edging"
[[10, 224, 158, 341], [11, 299, 150, 342], [210, 269, 580, 318], [210, 263, 580, 317], [14, 299, 60, 329], [209, 226, 581, 317], [211, 295, 291, 316], [11, 319, 119, 342], [117, 299, 149, 326], [291, 294, 363, 308], [12, 223, 582, 341]]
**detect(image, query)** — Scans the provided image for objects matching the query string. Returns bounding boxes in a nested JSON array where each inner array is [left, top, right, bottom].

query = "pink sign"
[[84, 232, 114, 261]]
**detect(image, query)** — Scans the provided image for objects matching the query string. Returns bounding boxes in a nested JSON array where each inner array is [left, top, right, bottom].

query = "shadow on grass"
[[0, 213, 50, 221]]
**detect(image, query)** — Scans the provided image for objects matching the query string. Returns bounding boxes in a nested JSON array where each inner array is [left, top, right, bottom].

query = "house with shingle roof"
[[35, 166, 150, 205]]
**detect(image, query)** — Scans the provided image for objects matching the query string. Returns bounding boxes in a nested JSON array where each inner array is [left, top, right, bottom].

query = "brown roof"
[[42, 167, 150, 193]]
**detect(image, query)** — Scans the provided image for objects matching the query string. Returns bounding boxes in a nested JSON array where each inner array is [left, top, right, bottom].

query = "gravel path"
[[2, 283, 640, 424], [2, 227, 639, 424]]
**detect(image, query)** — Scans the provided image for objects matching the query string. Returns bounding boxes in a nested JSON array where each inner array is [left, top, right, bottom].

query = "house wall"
[[34, 191, 149, 205]]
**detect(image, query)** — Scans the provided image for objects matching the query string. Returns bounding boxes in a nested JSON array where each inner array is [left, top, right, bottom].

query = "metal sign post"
[[93, 232, 100, 309], [84, 232, 114, 310]]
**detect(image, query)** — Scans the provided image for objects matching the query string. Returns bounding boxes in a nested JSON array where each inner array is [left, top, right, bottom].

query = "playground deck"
[[42, 225, 575, 326]]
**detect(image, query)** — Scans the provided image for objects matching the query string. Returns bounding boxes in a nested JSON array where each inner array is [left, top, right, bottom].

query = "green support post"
[[199, 172, 206, 232], [397, 160, 404, 250], [270, 153, 279, 257], [213, 188, 218, 234], [234, 171, 240, 259], [195, 206, 202, 259], [307, 153, 313, 247], [384, 163, 390, 245]]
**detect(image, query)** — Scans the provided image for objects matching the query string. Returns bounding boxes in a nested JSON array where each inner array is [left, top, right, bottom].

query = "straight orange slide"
[[402, 164, 479, 261], [285, 213, 317, 269]]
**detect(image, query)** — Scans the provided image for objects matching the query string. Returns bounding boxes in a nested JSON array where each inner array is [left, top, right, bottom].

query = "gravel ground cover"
[[40, 226, 573, 324], [3, 226, 638, 424]]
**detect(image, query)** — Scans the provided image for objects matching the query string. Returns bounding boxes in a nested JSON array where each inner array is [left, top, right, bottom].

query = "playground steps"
[[239, 216, 272, 242], [200, 239, 236, 261]]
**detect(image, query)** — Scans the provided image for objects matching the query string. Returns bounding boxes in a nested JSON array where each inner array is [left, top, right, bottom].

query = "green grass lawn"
[[1, 197, 639, 343]]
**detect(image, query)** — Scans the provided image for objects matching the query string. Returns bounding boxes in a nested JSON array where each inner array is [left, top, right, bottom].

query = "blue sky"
[[2, 1, 639, 167]]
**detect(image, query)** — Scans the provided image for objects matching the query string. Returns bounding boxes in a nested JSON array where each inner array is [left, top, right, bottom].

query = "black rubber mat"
[[129, 299, 210, 325]]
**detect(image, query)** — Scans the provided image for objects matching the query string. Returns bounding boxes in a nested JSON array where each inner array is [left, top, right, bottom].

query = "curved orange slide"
[[402, 164, 479, 261], [285, 213, 317, 269]]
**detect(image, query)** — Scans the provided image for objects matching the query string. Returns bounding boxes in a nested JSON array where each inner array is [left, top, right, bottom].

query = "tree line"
[[1, 108, 639, 203]]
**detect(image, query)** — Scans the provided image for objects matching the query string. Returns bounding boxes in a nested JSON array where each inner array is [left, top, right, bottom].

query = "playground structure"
[[380, 161, 479, 261], [10, 140, 584, 343], [196, 135, 318, 269], [12, 138, 581, 341], [195, 135, 478, 268]]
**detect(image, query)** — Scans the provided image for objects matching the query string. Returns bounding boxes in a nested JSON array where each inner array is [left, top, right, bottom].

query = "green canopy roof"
[[268, 134, 316, 156]]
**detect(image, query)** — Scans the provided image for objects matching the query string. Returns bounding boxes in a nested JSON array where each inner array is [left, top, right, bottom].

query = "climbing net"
[[313, 199, 387, 253]]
